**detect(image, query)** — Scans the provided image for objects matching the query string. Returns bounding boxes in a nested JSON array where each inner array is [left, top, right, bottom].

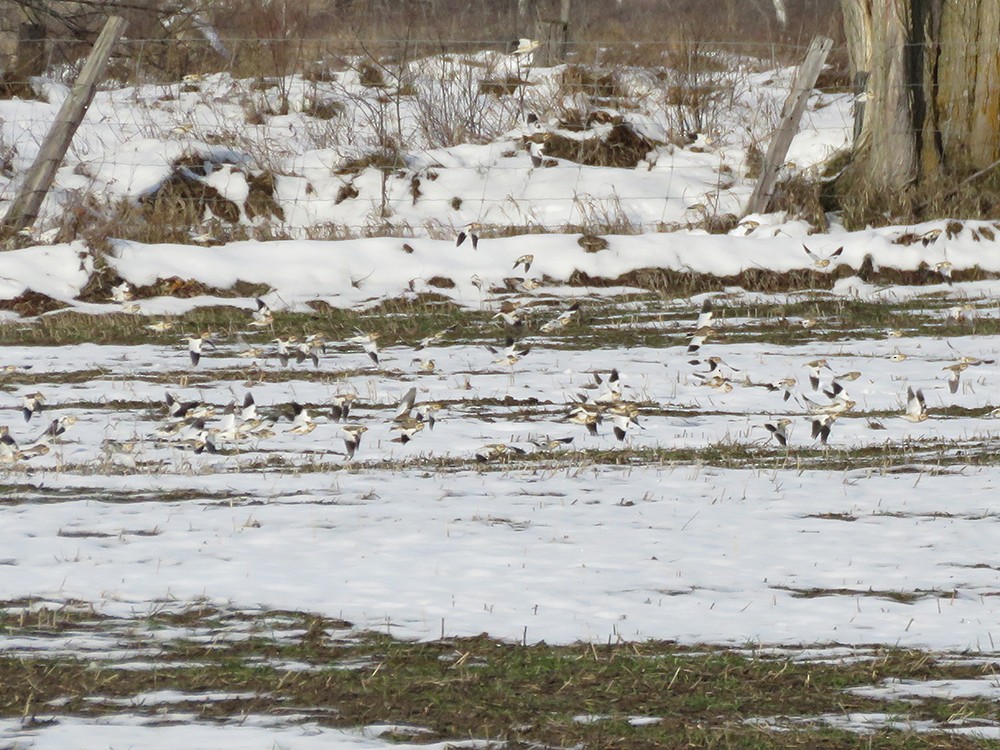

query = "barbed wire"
[[0, 36, 877, 239]]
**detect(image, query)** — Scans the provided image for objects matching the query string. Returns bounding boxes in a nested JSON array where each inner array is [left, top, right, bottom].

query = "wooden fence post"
[[744, 35, 833, 216], [1, 16, 127, 242]]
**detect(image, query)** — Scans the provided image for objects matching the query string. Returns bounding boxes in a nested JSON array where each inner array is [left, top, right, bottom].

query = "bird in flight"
[[902, 386, 928, 422], [802, 244, 844, 270]]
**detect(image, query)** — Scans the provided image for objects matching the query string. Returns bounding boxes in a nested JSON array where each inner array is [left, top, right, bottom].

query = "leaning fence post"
[[744, 35, 833, 216], [1, 16, 128, 242]]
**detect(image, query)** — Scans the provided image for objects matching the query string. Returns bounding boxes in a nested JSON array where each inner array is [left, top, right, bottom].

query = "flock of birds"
[[0, 243, 993, 465]]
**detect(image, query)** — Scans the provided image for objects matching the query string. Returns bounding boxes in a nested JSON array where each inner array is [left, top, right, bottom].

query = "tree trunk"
[[842, 0, 1000, 189]]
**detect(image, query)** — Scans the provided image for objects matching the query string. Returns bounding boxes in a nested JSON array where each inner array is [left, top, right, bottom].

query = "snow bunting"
[[802, 244, 844, 269], [902, 386, 928, 422]]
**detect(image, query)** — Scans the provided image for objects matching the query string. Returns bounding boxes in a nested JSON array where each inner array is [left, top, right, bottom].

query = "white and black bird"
[[802, 244, 844, 270], [540, 302, 580, 333], [21, 392, 45, 422], [330, 393, 358, 422], [347, 329, 380, 366], [509, 37, 540, 57], [38, 415, 78, 443], [456, 223, 481, 249], [110, 280, 133, 304], [341, 424, 368, 460], [391, 417, 425, 444], [296, 334, 325, 368], [184, 331, 215, 366], [274, 337, 295, 368], [250, 297, 273, 328], [414, 325, 457, 351], [593, 369, 623, 403], [529, 140, 545, 168], [942, 362, 967, 394], [763, 418, 791, 447], [902, 386, 928, 423], [487, 336, 531, 361], [687, 298, 714, 354], [164, 391, 200, 420], [513, 254, 534, 274], [803, 358, 832, 391], [240, 391, 259, 423], [810, 413, 839, 445], [762, 376, 797, 402], [609, 403, 640, 441], [286, 402, 316, 435]]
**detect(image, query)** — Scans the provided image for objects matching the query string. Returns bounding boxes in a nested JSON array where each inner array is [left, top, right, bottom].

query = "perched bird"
[[476, 442, 524, 462], [236, 343, 264, 359], [340, 424, 368, 459], [529, 141, 545, 168], [693, 372, 733, 393], [802, 244, 844, 269], [902, 386, 928, 422], [110, 280, 133, 304], [946, 304, 975, 322], [21, 392, 45, 422], [935, 261, 953, 284], [347, 329, 380, 366], [508, 277, 541, 293]]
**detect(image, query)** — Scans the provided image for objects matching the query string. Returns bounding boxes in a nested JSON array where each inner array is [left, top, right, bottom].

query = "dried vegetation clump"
[[0, 290, 68, 316], [544, 121, 658, 168], [141, 152, 285, 226]]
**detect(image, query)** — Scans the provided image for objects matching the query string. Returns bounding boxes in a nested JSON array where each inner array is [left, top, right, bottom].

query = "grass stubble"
[[2, 603, 1000, 749]]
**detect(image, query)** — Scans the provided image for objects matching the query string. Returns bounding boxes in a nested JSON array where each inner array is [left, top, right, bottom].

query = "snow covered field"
[[2, 39, 1000, 746]]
